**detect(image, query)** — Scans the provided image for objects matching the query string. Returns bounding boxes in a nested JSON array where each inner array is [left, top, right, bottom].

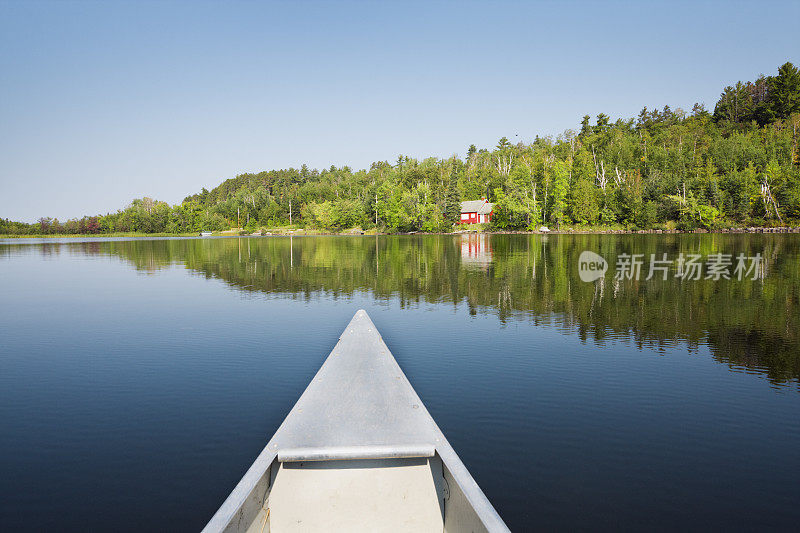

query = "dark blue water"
[[1, 235, 798, 531]]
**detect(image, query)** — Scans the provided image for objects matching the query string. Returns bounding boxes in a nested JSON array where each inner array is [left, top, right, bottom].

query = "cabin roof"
[[461, 199, 493, 214]]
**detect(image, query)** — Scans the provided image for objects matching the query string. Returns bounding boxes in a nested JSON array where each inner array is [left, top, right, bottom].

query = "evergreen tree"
[[579, 115, 592, 137], [767, 62, 800, 120], [444, 174, 461, 226]]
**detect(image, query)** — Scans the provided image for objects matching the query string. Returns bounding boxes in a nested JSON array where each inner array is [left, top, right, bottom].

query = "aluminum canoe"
[[202, 309, 509, 532]]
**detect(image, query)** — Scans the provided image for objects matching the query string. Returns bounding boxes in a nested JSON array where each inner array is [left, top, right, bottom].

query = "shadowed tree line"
[[2, 62, 800, 236], [13, 233, 797, 385]]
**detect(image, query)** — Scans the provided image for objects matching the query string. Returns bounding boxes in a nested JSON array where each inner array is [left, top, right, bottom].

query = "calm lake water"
[[1, 234, 799, 531]]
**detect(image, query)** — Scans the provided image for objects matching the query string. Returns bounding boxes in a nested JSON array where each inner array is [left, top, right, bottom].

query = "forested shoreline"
[[3, 62, 799, 237]]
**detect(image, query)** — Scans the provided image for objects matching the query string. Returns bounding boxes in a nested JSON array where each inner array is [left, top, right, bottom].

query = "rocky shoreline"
[[4, 226, 800, 239], [456, 226, 800, 236]]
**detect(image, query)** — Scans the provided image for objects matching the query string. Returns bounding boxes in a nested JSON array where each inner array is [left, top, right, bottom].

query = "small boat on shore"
[[202, 309, 508, 532], [199, 231, 213, 237]]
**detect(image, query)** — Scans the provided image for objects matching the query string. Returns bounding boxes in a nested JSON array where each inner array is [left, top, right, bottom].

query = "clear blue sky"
[[1, 0, 798, 222]]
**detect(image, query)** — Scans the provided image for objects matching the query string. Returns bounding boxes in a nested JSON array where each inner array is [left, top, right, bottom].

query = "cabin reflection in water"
[[460, 234, 493, 270]]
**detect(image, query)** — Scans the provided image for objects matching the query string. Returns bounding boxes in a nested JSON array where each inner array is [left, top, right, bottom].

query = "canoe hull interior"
[[217, 452, 492, 533]]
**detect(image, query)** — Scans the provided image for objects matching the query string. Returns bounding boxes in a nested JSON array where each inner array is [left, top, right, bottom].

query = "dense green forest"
[[3, 62, 799, 236]]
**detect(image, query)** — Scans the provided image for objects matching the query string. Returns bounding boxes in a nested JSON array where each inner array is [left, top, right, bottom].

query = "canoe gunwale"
[[202, 446, 277, 533]]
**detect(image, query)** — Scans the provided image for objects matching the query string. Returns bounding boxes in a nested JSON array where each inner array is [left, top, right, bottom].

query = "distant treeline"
[[3, 62, 799, 236]]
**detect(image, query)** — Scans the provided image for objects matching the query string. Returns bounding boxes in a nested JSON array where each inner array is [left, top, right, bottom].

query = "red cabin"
[[459, 199, 494, 224]]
